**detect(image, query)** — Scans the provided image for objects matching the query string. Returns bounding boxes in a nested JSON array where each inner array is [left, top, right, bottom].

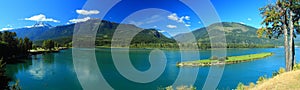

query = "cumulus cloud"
[[167, 13, 190, 23], [1, 28, 14, 31], [167, 13, 179, 21], [69, 17, 91, 23], [166, 25, 177, 29], [25, 14, 60, 22], [76, 10, 100, 15]]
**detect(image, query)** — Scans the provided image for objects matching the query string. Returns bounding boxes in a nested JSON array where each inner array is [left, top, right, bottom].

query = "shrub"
[[218, 57, 227, 61], [165, 86, 173, 90], [278, 67, 285, 74], [293, 63, 300, 70], [164, 85, 196, 90], [256, 76, 267, 84], [210, 56, 219, 60], [248, 82, 255, 88], [236, 82, 245, 90]]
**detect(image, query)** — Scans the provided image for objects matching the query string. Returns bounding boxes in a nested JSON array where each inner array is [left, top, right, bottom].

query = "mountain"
[[175, 22, 283, 46], [7, 21, 284, 48], [32, 22, 52, 27], [9, 19, 175, 46], [9, 22, 52, 40]]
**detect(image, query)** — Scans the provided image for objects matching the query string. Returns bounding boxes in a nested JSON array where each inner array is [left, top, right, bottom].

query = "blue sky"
[[0, 0, 273, 35]]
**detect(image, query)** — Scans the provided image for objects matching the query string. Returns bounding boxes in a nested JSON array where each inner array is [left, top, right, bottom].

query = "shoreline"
[[29, 47, 69, 55], [177, 53, 273, 67]]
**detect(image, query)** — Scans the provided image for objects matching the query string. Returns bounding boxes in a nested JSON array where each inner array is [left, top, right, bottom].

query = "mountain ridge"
[[4, 19, 284, 48]]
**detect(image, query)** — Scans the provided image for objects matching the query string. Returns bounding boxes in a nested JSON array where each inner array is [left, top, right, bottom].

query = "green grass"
[[178, 52, 273, 67]]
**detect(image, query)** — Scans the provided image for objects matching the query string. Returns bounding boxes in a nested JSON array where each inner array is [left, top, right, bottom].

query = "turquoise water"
[[6, 48, 300, 90]]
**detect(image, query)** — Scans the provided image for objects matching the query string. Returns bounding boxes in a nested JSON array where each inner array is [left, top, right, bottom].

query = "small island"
[[177, 53, 273, 67]]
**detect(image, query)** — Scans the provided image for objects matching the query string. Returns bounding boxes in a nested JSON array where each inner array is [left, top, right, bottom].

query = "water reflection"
[[28, 54, 55, 80]]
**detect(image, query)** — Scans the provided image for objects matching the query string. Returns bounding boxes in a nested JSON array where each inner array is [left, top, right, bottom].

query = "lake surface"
[[6, 48, 300, 90]]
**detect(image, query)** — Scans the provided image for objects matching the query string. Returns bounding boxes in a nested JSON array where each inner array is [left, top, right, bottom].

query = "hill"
[[249, 70, 300, 90], [175, 22, 283, 48]]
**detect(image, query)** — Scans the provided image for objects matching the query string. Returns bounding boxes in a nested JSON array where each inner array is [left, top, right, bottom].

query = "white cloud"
[[25, 14, 60, 22], [198, 21, 202, 24], [185, 24, 191, 27], [167, 13, 190, 23], [1, 28, 14, 31], [76, 10, 100, 15], [167, 13, 179, 21], [69, 17, 91, 23], [184, 16, 190, 20], [166, 25, 177, 29], [247, 18, 252, 21]]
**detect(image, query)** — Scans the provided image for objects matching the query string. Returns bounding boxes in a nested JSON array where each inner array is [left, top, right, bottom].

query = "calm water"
[[6, 48, 300, 90]]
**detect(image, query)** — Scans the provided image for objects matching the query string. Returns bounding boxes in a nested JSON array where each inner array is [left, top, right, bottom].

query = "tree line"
[[0, 31, 33, 62]]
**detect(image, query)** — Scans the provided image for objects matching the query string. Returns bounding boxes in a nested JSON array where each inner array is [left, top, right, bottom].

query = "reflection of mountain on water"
[[28, 54, 55, 80]]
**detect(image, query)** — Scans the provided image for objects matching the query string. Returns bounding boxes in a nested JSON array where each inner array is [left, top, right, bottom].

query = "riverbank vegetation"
[[236, 64, 300, 90], [0, 31, 33, 62], [0, 58, 21, 90], [177, 53, 273, 67], [159, 85, 196, 90]]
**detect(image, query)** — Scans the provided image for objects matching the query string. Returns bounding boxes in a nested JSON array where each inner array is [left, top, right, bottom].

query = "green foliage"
[[210, 56, 219, 60], [256, 76, 267, 84], [248, 82, 255, 88], [10, 80, 21, 90], [0, 58, 10, 90], [0, 31, 33, 61], [293, 63, 300, 70], [272, 67, 286, 77], [218, 57, 228, 61], [163, 85, 196, 90], [42, 40, 56, 50], [236, 82, 245, 90]]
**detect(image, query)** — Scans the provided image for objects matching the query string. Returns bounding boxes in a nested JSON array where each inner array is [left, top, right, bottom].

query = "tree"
[[0, 58, 10, 90], [42, 40, 55, 50], [258, 0, 299, 71]]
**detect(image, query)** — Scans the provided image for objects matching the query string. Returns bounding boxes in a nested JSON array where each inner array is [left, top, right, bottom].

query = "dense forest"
[[0, 31, 33, 62]]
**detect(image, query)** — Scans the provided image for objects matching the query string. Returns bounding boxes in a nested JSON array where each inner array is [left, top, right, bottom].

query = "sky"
[[0, 0, 273, 35]]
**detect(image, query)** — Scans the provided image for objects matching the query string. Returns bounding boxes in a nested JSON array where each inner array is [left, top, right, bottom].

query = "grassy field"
[[177, 53, 273, 67]]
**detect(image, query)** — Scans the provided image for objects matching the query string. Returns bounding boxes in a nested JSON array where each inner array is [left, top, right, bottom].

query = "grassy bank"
[[236, 64, 300, 90], [177, 53, 273, 67]]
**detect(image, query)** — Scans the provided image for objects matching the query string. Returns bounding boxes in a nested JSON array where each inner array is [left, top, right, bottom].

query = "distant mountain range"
[[175, 22, 283, 45], [5, 19, 285, 47]]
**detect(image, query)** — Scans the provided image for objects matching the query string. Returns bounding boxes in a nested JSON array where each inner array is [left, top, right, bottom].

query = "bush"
[[293, 64, 300, 70], [218, 57, 228, 61], [236, 82, 245, 90], [256, 76, 267, 84], [210, 56, 219, 60], [278, 68, 285, 74], [164, 85, 196, 90], [248, 82, 255, 88]]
